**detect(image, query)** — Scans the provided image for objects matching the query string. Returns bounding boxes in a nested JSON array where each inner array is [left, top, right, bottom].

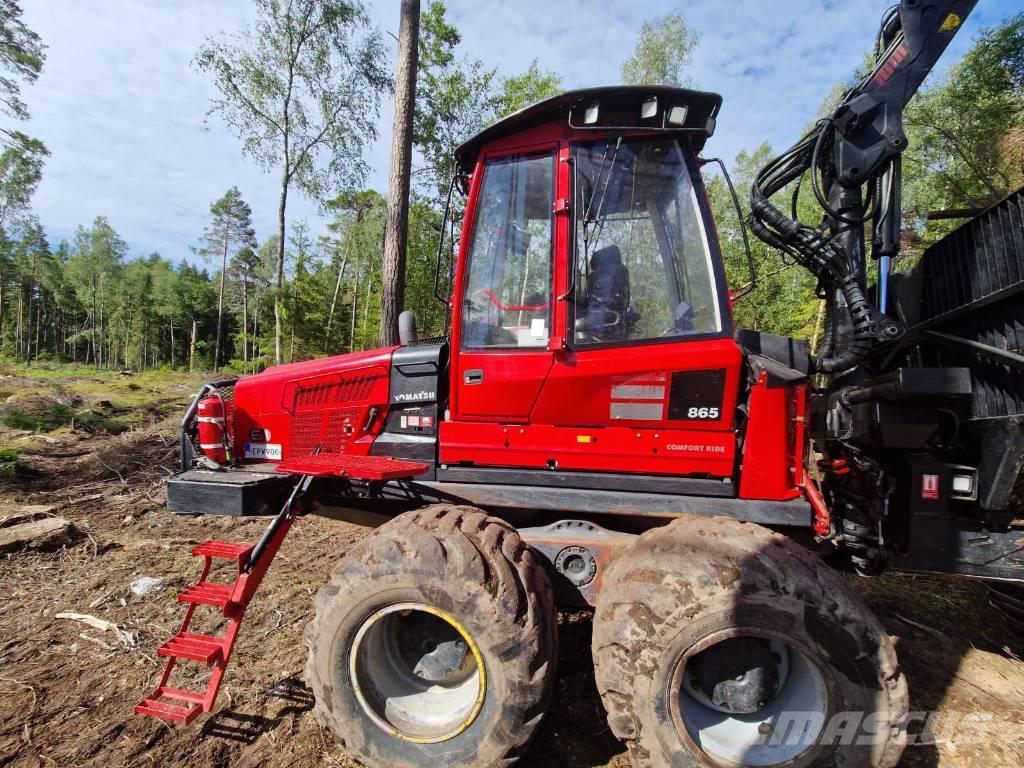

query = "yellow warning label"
[[940, 13, 962, 32]]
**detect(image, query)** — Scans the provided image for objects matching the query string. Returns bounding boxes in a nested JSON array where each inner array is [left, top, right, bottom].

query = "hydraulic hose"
[[749, 120, 882, 374]]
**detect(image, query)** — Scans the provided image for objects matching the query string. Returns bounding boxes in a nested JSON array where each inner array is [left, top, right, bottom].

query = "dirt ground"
[[1, 365, 1023, 767]]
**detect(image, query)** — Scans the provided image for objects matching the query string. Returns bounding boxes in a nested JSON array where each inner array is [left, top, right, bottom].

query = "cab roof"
[[454, 86, 723, 174]]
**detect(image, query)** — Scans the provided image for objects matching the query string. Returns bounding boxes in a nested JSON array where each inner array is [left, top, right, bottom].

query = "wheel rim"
[[349, 602, 486, 743], [669, 628, 831, 767]]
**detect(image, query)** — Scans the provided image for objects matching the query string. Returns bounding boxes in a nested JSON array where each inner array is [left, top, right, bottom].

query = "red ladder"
[[135, 498, 298, 724], [135, 456, 426, 725]]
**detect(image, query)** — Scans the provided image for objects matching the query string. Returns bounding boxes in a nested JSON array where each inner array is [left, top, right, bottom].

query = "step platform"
[[177, 581, 234, 609], [135, 686, 205, 724], [275, 453, 428, 481], [192, 540, 253, 565], [157, 631, 226, 664]]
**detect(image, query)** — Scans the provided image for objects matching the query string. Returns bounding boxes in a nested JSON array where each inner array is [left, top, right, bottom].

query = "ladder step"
[[157, 631, 225, 664], [192, 540, 254, 563], [134, 688, 203, 724], [178, 581, 234, 608], [160, 686, 206, 705]]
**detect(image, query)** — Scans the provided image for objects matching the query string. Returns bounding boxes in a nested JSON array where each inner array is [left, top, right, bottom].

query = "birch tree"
[[195, 0, 388, 364]]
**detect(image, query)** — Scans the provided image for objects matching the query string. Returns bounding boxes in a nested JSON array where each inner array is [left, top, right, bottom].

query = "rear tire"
[[304, 504, 557, 767], [593, 516, 908, 768]]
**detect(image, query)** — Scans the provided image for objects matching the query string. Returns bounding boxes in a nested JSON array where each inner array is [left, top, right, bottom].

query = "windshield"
[[572, 138, 722, 346]]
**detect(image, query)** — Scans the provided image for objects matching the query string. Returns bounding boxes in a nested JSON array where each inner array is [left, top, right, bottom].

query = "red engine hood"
[[229, 346, 398, 463]]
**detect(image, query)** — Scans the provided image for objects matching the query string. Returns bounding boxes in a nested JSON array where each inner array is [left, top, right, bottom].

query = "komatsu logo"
[[394, 390, 434, 403]]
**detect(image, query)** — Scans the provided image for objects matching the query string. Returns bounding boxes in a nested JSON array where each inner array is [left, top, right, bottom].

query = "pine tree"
[[197, 187, 255, 371]]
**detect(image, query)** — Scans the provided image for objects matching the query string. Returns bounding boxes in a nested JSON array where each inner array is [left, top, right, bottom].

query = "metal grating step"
[[134, 687, 204, 724], [156, 632, 225, 664], [177, 581, 234, 608], [192, 540, 254, 564]]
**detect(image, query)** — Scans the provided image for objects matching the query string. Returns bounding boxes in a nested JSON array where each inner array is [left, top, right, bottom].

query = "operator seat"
[[579, 245, 631, 341]]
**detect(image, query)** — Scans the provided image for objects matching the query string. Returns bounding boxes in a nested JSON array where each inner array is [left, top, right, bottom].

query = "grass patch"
[[855, 571, 978, 632], [1, 361, 205, 410], [1, 404, 75, 432], [0, 446, 14, 480]]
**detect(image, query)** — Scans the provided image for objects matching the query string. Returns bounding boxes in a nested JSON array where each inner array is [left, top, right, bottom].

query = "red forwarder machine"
[[136, 3, 1023, 766]]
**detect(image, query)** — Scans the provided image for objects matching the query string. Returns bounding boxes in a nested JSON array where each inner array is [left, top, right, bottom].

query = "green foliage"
[[903, 13, 1024, 244], [1, 403, 73, 431], [707, 144, 820, 341], [195, 0, 389, 363], [621, 12, 699, 86], [496, 60, 562, 115], [414, 1, 563, 203], [194, 0, 388, 202], [2, 2, 1017, 379], [0, 1, 47, 228], [0, 131, 46, 228], [196, 186, 256, 370], [198, 188, 256, 261], [0, 0, 45, 123]]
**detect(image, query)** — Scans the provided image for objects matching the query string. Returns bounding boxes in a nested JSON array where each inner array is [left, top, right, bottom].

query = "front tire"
[[304, 504, 557, 767], [593, 516, 908, 768]]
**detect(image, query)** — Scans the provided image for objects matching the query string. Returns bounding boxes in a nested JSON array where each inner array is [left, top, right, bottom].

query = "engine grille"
[[289, 407, 364, 455], [293, 372, 382, 411], [287, 369, 385, 456]]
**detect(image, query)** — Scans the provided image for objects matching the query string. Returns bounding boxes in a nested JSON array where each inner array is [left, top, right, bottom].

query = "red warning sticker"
[[921, 474, 940, 500]]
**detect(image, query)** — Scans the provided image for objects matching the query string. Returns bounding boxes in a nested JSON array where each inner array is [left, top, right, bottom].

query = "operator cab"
[[453, 89, 725, 356], [421, 86, 805, 498]]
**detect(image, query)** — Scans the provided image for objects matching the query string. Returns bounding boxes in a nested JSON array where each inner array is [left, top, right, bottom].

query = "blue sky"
[[18, 0, 1024, 261]]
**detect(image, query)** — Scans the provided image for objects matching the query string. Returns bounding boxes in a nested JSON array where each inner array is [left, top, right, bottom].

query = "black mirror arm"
[[433, 173, 459, 306], [701, 156, 756, 301]]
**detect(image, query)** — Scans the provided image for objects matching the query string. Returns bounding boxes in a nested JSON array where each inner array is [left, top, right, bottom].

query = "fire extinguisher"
[[196, 395, 231, 465]]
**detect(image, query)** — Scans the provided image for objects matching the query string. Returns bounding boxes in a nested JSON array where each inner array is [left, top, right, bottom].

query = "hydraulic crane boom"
[[750, 0, 978, 373]]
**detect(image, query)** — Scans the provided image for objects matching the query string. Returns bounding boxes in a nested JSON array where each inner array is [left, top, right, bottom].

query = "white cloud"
[[17, 0, 1022, 260]]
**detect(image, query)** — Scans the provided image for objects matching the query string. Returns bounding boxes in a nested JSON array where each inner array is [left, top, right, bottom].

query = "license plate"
[[244, 443, 282, 460]]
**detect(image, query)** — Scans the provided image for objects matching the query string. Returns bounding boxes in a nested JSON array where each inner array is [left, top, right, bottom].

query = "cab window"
[[571, 138, 722, 346], [462, 152, 555, 349]]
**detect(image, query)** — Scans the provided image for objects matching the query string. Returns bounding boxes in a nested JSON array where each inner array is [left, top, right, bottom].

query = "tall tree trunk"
[[326, 245, 349, 342], [34, 300, 42, 363], [15, 286, 22, 359], [379, 0, 421, 347], [252, 286, 259, 373], [91, 282, 99, 369], [240, 272, 249, 364], [274, 167, 289, 365], [24, 251, 36, 364], [810, 299, 827, 355], [0, 259, 5, 344], [169, 319, 175, 368], [189, 316, 197, 373], [214, 220, 229, 372], [350, 275, 358, 353]]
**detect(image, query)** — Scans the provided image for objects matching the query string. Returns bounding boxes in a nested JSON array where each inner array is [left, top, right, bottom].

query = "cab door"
[[450, 147, 560, 421]]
